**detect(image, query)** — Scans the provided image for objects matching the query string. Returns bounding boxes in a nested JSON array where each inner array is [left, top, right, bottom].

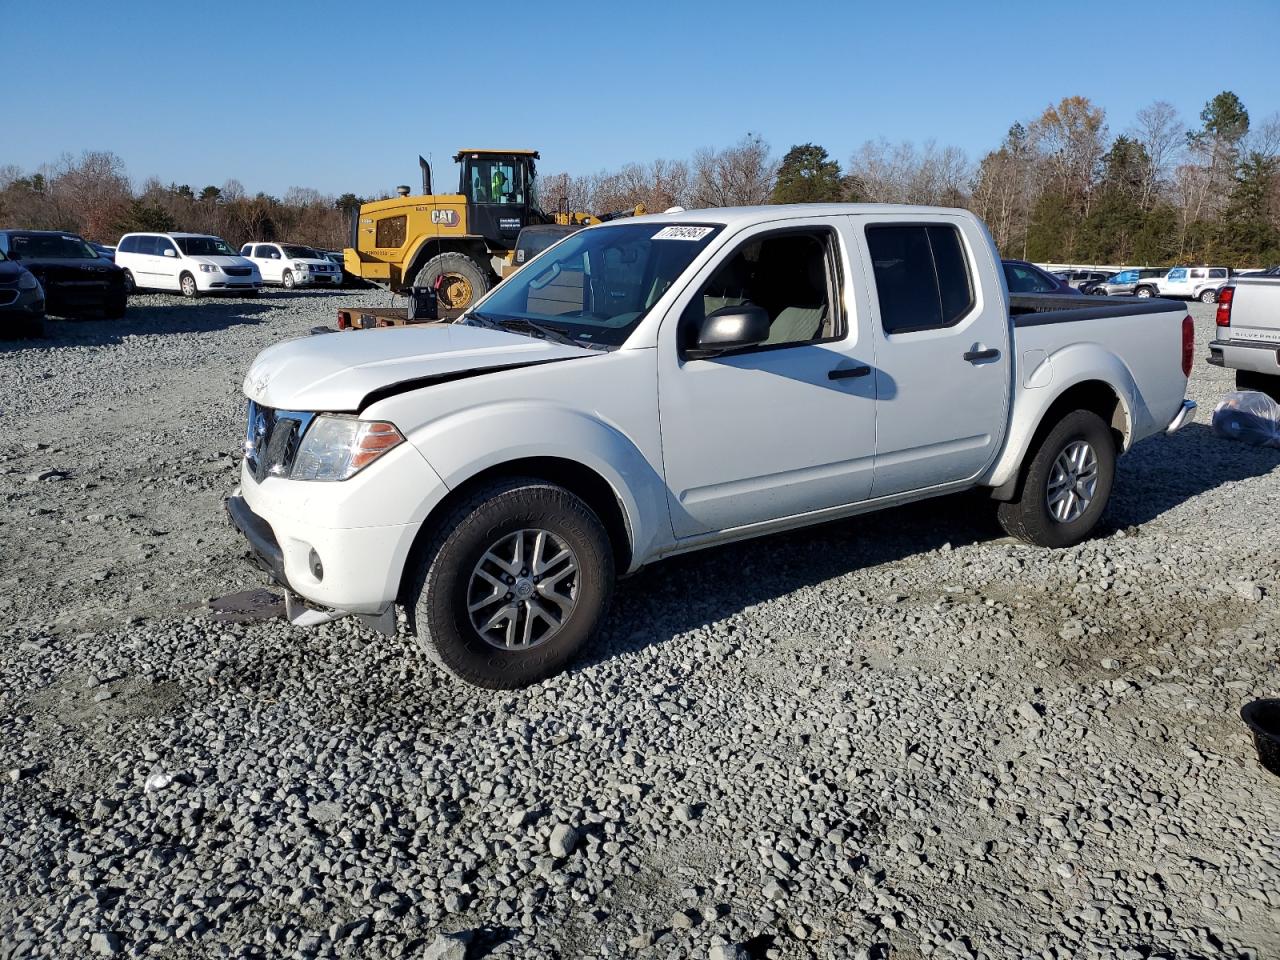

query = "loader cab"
[[456, 150, 544, 251]]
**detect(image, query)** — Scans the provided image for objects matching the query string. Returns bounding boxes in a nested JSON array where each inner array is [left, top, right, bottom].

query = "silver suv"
[[1092, 268, 1167, 296]]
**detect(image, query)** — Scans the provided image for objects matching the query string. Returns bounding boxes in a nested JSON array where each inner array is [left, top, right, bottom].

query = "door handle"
[[963, 348, 1000, 362], [828, 365, 871, 381]]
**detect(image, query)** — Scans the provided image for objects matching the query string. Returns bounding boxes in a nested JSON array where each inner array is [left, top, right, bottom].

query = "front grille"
[[244, 401, 313, 482], [224, 266, 252, 277]]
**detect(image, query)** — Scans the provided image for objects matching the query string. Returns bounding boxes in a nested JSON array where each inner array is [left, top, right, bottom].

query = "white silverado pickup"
[[227, 205, 1197, 688], [1208, 276, 1280, 397]]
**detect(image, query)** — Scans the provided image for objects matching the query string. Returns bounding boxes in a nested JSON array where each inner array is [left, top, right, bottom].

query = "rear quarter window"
[[866, 224, 974, 334]]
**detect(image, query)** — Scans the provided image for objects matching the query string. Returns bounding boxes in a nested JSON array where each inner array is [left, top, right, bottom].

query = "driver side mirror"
[[686, 303, 771, 359]]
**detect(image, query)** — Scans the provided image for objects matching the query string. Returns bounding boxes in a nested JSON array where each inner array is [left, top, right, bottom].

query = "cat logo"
[[431, 210, 459, 226]]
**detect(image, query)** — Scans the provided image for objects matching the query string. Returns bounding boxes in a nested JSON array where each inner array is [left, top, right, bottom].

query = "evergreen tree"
[[770, 144, 843, 204]]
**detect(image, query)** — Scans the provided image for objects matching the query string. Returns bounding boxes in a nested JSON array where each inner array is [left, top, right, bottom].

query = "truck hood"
[[243, 323, 598, 412]]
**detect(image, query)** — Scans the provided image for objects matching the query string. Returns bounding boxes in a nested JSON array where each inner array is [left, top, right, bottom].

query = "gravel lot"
[[1, 292, 1278, 960]]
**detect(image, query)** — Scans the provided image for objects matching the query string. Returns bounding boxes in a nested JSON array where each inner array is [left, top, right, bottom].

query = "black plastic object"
[[408, 285, 439, 322], [1241, 699, 1280, 776], [1212, 391, 1280, 449]]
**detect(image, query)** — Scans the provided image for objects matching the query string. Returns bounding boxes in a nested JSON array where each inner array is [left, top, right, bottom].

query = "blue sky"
[[6, 0, 1279, 197]]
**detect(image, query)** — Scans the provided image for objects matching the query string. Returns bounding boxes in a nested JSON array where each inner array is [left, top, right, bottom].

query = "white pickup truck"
[[227, 204, 1197, 688], [1208, 276, 1280, 397]]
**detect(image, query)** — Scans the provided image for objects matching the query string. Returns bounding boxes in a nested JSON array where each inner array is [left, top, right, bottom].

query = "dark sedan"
[[0, 230, 128, 318], [1002, 259, 1082, 295], [0, 249, 46, 337]]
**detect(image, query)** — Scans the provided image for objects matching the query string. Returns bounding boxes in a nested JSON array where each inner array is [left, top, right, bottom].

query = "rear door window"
[[866, 224, 974, 333]]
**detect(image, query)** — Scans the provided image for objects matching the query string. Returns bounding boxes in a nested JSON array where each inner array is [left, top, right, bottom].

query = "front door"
[[657, 219, 877, 538], [854, 215, 1011, 497], [153, 237, 183, 290]]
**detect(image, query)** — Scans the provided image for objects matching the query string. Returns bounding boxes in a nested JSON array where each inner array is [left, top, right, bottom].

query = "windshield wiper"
[[465, 312, 586, 348]]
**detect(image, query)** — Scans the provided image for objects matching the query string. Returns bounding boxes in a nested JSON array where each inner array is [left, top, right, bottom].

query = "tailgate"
[[1228, 278, 1280, 344]]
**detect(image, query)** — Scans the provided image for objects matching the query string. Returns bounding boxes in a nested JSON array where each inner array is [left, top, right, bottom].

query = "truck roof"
[[622, 203, 978, 228]]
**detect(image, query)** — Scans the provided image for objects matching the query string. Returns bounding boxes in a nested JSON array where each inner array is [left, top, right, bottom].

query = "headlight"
[[199, 264, 220, 273], [17, 272, 40, 290], [294, 262, 308, 272], [291, 415, 404, 481]]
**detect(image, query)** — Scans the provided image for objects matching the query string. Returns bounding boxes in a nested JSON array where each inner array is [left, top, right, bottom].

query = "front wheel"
[[282, 270, 295, 289], [1199, 289, 1217, 303], [122, 270, 136, 295], [180, 273, 199, 298], [997, 409, 1116, 548], [407, 478, 614, 689], [413, 252, 490, 312]]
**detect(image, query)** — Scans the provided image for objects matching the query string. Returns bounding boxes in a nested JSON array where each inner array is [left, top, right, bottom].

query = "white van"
[[115, 233, 262, 297], [238, 242, 341, 289]]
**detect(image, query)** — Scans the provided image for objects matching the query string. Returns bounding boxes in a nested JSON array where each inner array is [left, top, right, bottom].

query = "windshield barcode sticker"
[[652, 226, 713, 241]]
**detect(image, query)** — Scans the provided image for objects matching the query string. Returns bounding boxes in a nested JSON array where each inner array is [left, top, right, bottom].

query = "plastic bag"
[[1212, 391, 1280, 449]]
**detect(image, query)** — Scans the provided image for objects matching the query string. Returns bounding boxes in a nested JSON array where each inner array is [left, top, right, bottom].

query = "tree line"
[[2, 89, 1277, 266], [541, 91, 1280, 267], [0, 153, 361, 251]]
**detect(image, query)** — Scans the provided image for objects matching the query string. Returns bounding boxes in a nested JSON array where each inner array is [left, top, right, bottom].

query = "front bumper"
[[294, 271, 341, 286], [226, 443, 448, 616], [1166, 399, 1198, 434], [1208, 338, 1280, 375], [197, 272, 261, 291]]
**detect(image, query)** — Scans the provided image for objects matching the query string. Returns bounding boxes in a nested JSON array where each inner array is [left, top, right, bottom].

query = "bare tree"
[[1132, 100, 1184, 209], [691, 133, 776, 207]]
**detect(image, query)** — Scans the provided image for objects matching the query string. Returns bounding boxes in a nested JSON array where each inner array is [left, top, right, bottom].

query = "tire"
[[413, 252, 490, 312], [282, 270, 295, 290], [1135, 286, 1154, 299], [103, 295, 127, 320], [179, 272, 199, 298], [997, 409, 1116, 548], [1236, 369, 1280, 401], [406, 478, 614, 689], [122, 270, 136, 295], [1199, 288, 1217, 303]]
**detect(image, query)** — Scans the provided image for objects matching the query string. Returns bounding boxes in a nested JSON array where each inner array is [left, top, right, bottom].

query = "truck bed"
[[1009, 293, 1184, 326]]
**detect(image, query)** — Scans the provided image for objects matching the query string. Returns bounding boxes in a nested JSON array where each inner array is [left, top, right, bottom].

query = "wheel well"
[[403, 239, 490, 290], [992, 380, 1126, 501], [397, 457, 633, 605]]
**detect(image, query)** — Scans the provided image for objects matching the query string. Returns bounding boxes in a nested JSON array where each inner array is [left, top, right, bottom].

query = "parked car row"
[[1068, 265, 1234, 302], [0, 227, 355, 338]]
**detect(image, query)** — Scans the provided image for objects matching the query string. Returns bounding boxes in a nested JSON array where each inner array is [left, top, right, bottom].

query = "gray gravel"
[[1, 294, 1278, 959]]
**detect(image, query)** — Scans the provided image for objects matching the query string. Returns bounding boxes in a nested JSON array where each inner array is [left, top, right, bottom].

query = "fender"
[[984, 342, 1141, 490], [400, 400, 672, 572]]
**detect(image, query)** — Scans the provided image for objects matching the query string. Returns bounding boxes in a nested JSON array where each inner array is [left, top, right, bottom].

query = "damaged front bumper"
[[224, 492, 396, 635]]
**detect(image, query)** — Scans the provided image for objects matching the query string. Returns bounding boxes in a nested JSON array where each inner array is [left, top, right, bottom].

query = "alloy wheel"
[[466, 528, 579, 650]]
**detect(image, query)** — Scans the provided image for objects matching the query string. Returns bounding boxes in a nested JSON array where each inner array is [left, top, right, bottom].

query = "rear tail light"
[[1182, 315, 1194, 378], [1216, 285, 1234, 327]]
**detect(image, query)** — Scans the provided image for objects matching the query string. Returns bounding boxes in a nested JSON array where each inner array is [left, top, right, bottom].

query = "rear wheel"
[[1135, 286, 1154, 299], [179, 272, 199, 298], [413, 252, 490, 313], [406, 478, 614, 689], [122, 270, 136, 294], [1199, 288, 1217, 303], [997, 409, 1116, 548]]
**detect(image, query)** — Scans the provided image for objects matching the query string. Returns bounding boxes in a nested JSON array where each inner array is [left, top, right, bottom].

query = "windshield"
[[469, 222, 722, 347], [10, 234, 98, 260], [175, 236, 236, 257], [282, 244, 321, 259]]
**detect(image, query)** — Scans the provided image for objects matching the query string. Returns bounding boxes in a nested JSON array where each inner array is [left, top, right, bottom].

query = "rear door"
[[854, 214, 1011, 498]]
